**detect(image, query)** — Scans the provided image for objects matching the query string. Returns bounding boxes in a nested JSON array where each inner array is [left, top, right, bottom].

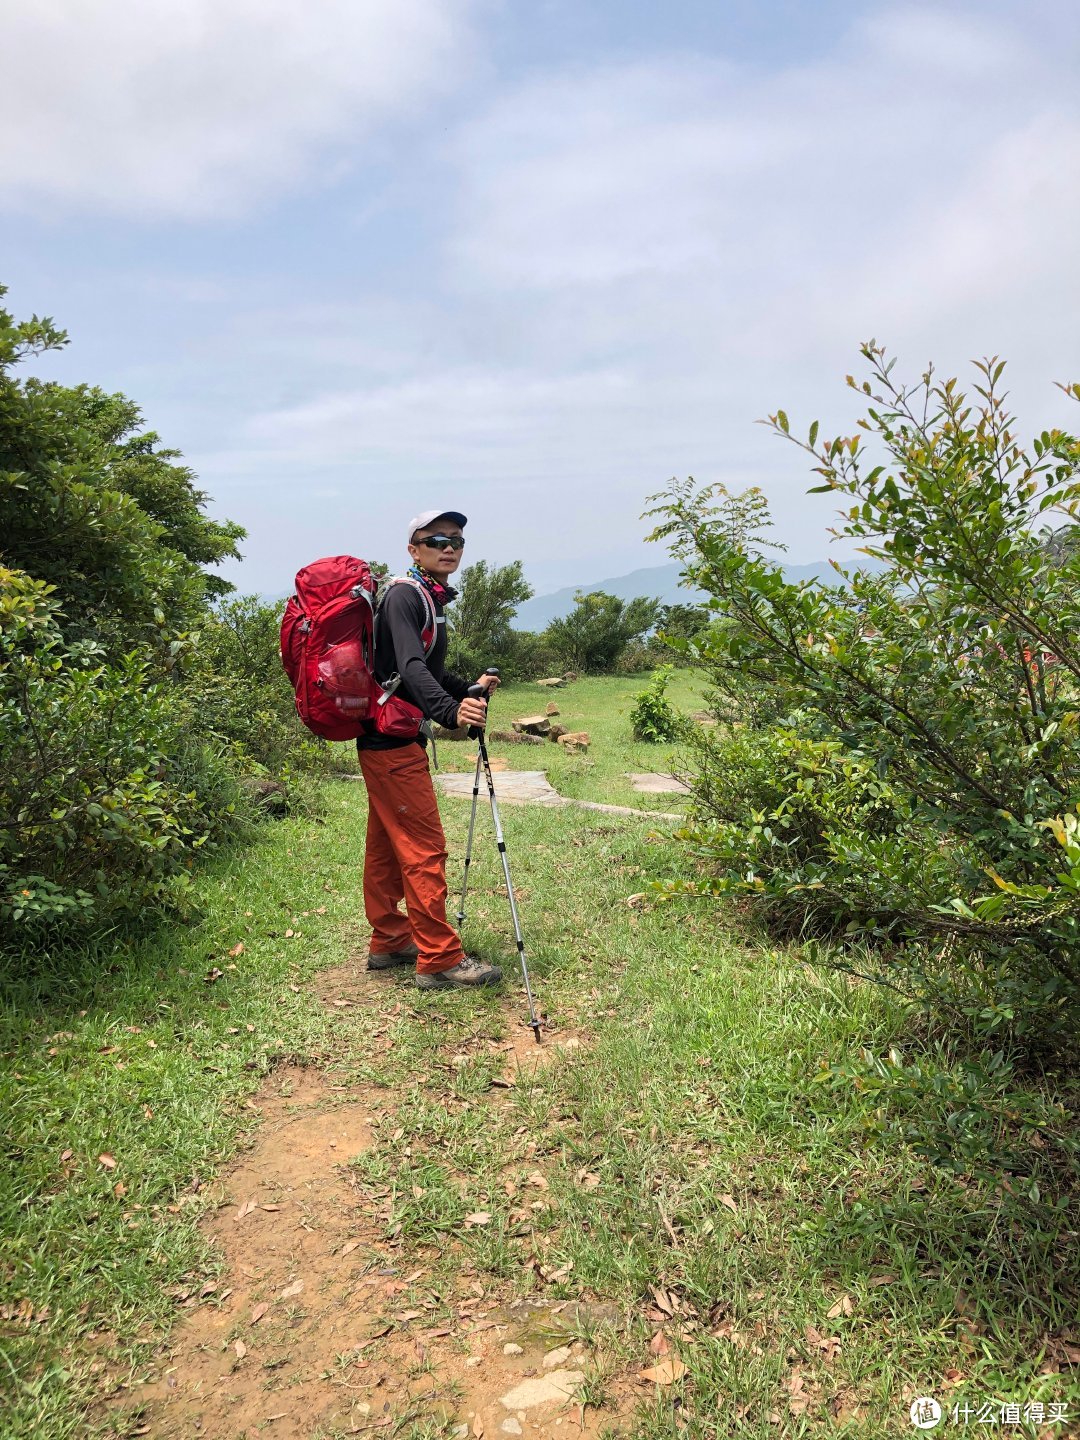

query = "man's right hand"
[[457, 697, 488, 729]]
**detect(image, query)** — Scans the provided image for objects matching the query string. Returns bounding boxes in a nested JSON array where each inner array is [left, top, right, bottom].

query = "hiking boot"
[[367, 942, 419, 971], [415, 956, 503, 990]]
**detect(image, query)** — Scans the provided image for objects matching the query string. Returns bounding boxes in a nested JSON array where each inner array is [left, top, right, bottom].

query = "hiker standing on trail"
[[357, 510, 503, 991]]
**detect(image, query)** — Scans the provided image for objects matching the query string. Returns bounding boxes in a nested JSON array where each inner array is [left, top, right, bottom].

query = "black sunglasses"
[[416, 533, 465, 551]]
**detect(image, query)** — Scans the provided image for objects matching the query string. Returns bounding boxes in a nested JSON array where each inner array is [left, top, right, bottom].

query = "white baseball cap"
[[407, 509, 468, 545]]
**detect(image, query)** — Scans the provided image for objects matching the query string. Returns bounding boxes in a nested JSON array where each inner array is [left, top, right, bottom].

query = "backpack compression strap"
[[379, 576, 439, 657]]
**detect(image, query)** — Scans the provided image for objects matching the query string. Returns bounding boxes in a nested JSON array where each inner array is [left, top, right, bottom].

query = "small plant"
[[630, 666, 681, 742]]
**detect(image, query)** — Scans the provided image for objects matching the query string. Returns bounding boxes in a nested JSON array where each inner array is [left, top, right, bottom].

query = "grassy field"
[[438, 669, 708, 813], [2, 671, 1078, 1437]]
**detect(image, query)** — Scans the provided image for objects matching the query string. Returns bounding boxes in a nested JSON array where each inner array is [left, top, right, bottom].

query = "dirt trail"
[[109, 967, 635, 1440]]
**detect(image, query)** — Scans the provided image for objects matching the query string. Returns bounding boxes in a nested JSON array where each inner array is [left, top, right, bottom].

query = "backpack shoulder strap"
[[381, 576, 438, 657]]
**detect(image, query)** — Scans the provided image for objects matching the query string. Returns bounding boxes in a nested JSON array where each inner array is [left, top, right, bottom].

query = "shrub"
[[0, 569, 246, 937], [630, 666, 682, 742], [647, 346, 1080, 1052], [187, 595, 341, 778], [542, 590, 660, 673]]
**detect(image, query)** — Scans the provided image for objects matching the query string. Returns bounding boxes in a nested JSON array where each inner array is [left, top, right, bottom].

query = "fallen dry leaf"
[[235, 1199, 257, 1222], [649, 1285, 677, 1317], [340, 1239, 361, 1256], [868, 1274, 895, 1287], [718, 1194, 738, 1214], [464, 1212, 492, 1228], [204, 967, 223, 984], [786, 1368, 811, 1415], [638, 1358, 688, 1385], [472, 1417, 484, 1438], [97, 1154, 117, 1170], [261, 1203, 282, 1212], [113, 1182, 126, 1198], [228, 943, 245, 958], [251, 1303, 269, 1324], [827, 1295, 854, 1320], [279, 1279, 304, 1301], [649, 1331, 670, 1356]]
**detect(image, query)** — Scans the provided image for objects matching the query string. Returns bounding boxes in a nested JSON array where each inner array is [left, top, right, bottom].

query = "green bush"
[[0, 288, 265, 948], [187, 595, 342, 778], [542, 590, 660, 674], [648, 347, 1080, 1053], [0, 569, 246, 936], [629, 666, 682, 742]]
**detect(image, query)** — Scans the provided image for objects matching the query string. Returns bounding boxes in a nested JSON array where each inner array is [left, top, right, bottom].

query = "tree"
[[543, 591, 661, 673], [0, 287, 249, 940], [446, 560, 532, 676], [0, 287, 243, 659]]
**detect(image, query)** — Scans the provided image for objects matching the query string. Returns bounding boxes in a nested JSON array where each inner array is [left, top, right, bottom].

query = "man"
[[356, 509, 503, 990]]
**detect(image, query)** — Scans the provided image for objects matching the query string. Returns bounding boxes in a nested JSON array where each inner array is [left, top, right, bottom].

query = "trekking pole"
[[455, 744, 484, 927], [467, 669, 543, 1044]]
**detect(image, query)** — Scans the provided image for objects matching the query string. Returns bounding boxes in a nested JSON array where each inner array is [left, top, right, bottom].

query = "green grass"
[[2, 671, 1078, 1437], [438, 669, 708, 812]]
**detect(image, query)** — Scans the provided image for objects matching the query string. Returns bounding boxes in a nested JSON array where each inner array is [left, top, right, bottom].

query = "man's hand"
[[475, 673, 500, 693], [457, 696, 489, 728]]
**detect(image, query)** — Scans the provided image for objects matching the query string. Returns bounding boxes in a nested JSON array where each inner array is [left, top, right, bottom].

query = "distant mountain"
[[512, 560, 857, 630]]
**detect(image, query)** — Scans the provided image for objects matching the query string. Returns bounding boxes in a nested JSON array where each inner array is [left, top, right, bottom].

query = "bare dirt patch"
[[107, 1021, 628, 1439]]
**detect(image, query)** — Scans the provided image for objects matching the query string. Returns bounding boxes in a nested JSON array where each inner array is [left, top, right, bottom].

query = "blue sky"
[[3, 0, 1079, 597]]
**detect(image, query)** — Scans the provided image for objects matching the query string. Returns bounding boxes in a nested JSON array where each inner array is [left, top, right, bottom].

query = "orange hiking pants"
[[357, 745, 465, 975]]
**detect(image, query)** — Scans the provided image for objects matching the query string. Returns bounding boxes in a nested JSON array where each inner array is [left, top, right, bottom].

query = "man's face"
[[408, 518, 465, 581]]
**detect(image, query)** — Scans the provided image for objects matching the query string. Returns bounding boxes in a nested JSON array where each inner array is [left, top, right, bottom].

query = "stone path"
[[434, 769, 683, 822], [625, 772, 691, 795]]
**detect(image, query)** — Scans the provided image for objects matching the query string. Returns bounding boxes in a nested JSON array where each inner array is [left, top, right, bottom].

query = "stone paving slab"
[[436, 770, 565, 806], [625, 772, 691, 795]]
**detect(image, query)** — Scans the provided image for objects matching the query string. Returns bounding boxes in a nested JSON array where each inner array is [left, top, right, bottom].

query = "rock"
[[434, 724, 471, 741], [490, 730, 545, 746], [557, 731, 590, 753], [547, 724, 568, 742], [499, 1371, 586, 1411], [544, 702, 561, 716], [502, 1343, 524, 1356], [511, 715, 551, 736], [542, 1345, 573, 1369], [562, 671, 579, 681], [501, 1423, 523, 1436], [536, 677, 565, 688]]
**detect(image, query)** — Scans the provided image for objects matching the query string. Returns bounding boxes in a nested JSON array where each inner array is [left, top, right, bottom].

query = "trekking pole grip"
[[466, 668, 499, 738]]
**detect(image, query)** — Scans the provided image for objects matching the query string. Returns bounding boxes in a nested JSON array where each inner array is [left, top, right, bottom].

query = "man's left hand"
[[476, 673, 501, 693]]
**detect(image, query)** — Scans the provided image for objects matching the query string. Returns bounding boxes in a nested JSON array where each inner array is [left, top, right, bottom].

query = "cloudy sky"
[[3, 0, 1079, 596]]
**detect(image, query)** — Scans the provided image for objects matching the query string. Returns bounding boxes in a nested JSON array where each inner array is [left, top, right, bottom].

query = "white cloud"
[[0, 0, 478, 218]]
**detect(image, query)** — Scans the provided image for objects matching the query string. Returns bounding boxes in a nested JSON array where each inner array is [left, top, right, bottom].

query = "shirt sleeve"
[[382, 586, 461, 729], [441, 671, 473, 702]]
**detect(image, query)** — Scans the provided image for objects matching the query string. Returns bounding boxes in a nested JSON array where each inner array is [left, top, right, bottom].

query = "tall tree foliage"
[[542, 590, 660, 673], [446, 559, 533, 677], [0, 288, 247, 938], [0, 290, 242, 659]]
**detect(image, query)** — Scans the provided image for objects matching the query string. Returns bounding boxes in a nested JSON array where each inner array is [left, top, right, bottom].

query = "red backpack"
[[280, 557, 436, 741]]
